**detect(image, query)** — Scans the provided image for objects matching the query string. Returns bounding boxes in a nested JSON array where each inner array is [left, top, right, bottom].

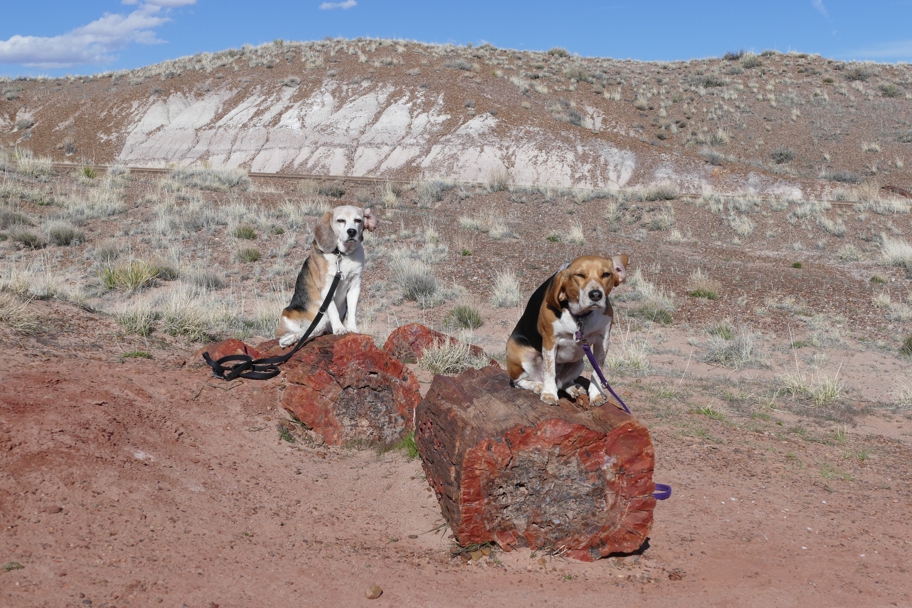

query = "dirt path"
[[2, 320, 911, 607]]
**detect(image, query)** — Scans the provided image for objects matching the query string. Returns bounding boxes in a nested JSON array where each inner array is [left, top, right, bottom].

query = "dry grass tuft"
[[418, 338, 489, 375], [0, 292, 38, 334]]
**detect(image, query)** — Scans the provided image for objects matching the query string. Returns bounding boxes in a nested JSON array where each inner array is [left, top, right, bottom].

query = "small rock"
[[365, 584, 383, 599], [537, 557, 547, 567], [469, 550, 484, 562], [42, 506, 63, 514]]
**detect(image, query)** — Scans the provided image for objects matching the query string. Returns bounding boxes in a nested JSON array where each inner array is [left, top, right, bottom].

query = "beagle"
[[506, 254, 629, 406], [276, 205, 378, 347]]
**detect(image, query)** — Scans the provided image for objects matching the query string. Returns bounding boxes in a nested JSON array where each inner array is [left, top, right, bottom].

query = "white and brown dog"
[[276, 205, 378, 347], [506, 254, 629, 406]]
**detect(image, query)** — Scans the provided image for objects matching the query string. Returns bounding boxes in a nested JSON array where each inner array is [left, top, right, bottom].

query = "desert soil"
[[0, 126, 911, 608]]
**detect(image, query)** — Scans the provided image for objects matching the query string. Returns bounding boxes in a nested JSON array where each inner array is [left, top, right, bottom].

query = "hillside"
[[2, 39, 912, 195]]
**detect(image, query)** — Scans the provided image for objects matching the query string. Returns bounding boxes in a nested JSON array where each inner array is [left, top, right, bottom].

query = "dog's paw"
[[278, 334, 297, 348], [589, 393, 607, 407], [541, 392, 559, 405], [565, 385, 586, 399], [332, 326, 350, 335]]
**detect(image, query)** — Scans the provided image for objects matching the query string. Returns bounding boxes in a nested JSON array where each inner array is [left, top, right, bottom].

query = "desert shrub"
[[0, 292, 38, 334], [417, 180, 453, 206], [899, 130, 912, 143], [390, 253, 442, 307], [15, 115, 34, 130], [740, 54, 762, 69], [837, 244, 862, 261], [46, 221, 85, 246], [701, 326, 765, 369], [233, 224, 257, 240], [723, 50, 745, 61], [171, 166, 248, 191], [728, 214, 755, 236], [550, 99, 584, 126], [9, 226, 46, 249], [445, 59, 473, 71], [880, 83, 900, 98], [185, 269, 226, 290], [880, 236, 912, 271], [282, 76, 301, 87], [236, 247, 261, 263], [603, 331, 651, 373], [80, 166, 97, 179], [844, 66, 872, 81], [418, 338, 489, 375], [115, 304, 159, 337], [616, 270, 675, 323], [817, 216, 846, 237], [822, 171, 862, 184], [770, 148, 796, 164], [901, 335, 912, 358], [317, 183, 345, 198], [780, 366, 844, 408], [548, 47, 570, 57], [100, 260, 158, 292], [687, 268, 721, 300], [700, 148, 724, 166], [160, 289, 212, 342], [645, 205, 676, 231], [709, 128, 731, 146], [487, 168, 510, 192], [491, 270, 522, 308], [444, 304, 483, 330], [0, 209, 31, 230], [692, 74, 727, 88], [15, 150, 52, 178], [566, 219, 586, 244]]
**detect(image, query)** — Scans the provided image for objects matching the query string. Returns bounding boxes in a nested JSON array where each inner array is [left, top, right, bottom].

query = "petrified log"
[[383, 323, 498, 368], [196, 338, 264, 362], [415, 365, 655, 561], [279, 334, 421, 446]]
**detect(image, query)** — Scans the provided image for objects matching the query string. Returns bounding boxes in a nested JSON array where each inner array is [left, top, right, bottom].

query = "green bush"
[[236, 247, 261, 263], [445, 305, 483, 330], [233, 225, 257, 240]]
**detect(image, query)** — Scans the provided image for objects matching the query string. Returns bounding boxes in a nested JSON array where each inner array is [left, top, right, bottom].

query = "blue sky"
[[2, 1, 912, 77]]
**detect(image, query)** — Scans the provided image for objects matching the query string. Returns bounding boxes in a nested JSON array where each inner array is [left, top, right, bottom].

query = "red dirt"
[[2, 301, 911, 607]]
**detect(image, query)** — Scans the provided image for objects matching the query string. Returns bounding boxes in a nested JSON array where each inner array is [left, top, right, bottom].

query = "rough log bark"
[[415, 365, 655, 561], [382, 323, 499, 368], [277, 334, 421, 446]]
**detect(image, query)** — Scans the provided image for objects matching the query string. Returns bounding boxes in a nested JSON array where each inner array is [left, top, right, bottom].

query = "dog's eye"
[[336, 219, 345, 223], [574, 273, 585, 279], [354, 218, 362, 223], [602, 271, 613, 278]]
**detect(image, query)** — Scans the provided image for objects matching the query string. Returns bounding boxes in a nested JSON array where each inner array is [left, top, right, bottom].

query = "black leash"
[[203, 268, 342, 381]]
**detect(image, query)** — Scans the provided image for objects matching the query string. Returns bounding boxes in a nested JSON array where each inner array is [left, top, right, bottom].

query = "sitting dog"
[[506, 254, 629, 406], [276, 205, 378, 347]]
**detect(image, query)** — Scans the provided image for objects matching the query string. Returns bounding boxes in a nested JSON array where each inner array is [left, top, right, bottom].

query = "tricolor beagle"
[[276, 205, 378, 347], [506, 254, 629, 406]]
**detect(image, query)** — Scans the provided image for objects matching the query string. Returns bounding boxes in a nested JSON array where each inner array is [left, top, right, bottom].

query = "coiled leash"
[[577, 329, 673, 501], [203, 262, 342, 381]]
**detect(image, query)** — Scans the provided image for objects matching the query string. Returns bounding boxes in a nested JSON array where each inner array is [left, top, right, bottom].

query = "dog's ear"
[[544, 269, 570, 312], [363, 207, 379, 232], [612, 254, 629, 286], [313, 211, 337, 252]]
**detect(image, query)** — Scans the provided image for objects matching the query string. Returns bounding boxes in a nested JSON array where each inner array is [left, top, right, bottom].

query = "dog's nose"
[[589, 289, 603, 302], [347, 228, 357, 238]]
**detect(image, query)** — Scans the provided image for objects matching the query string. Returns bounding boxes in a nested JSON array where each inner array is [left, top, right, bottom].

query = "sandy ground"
[[2, 299, 911, 608]]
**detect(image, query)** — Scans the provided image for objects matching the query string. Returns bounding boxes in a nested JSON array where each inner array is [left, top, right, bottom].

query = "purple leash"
[[578, 331, 672, 501]]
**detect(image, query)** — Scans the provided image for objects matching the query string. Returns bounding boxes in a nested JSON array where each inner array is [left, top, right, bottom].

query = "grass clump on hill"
[[100, 260, 158, 292], [701, 323, 765, 370], [418, 338, 489, 375], [236, 247, 261, 263], [444, 304, 483, 330], [0, 292, 38, 334], [115, 303, 159, 337], [687, 268, 721, 300], [617, 269, 675, 325], [170, 166, 249, 191], [491, 270, 522, 308], [880, 236, 912, 272], [389, 252, 442, 308]]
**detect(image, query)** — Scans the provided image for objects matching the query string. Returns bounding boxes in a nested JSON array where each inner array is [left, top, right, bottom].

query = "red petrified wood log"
[[415, 365, 655, 561], [383, 323, 497, 367], [280, 334, 421, 446]]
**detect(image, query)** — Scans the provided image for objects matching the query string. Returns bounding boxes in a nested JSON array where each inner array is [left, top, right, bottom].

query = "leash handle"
[[203, 271, 343, 381]]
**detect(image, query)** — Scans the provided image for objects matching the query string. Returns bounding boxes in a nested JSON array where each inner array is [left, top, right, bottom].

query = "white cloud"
[[319, 0, 357, 9], [812, 0, 828, 17], [0, 1, 196, 69]]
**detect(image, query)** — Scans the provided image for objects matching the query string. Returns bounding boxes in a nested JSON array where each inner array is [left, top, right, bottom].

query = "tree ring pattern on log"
[[488, 445, 614, 548], [281, 334, 421, 446], [332, 382, 405, 446]]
